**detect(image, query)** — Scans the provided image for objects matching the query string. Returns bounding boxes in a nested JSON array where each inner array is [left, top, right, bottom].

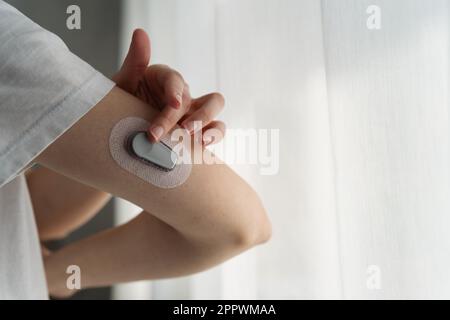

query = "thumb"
[[113, 28, 151, 93]]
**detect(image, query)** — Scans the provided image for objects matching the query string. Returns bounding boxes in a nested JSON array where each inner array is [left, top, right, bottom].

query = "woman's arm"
[[27, 29, 224, 243], [27, 166, 111, 241], [36, 86, 270, 245], [37, 86, 271, 294], [46, 210, 262, 297]]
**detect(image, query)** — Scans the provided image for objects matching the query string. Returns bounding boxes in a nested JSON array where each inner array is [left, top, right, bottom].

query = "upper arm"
[[36, 86, 268, 242]]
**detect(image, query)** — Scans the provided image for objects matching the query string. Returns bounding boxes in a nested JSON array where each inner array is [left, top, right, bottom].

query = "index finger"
[[148, 97, 191, 142]]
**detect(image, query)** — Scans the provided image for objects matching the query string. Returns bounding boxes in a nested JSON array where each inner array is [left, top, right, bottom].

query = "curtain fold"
[[322, 0, 450, 299], [116, 0, 450, 299]]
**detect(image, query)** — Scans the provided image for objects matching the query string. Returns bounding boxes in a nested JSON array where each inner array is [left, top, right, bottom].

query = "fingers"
[[148, 91, 225, 143], [163, 70, 185, 109], [145, 66, 193, 142], [144, 67, 224, 143], [145, 64, 187, 109], [148, 97, 191, 142], [181, 92, 225, 134], [114, 30, 226, 146], [202, 121, 226, 146], [113, 29, 151, 93]]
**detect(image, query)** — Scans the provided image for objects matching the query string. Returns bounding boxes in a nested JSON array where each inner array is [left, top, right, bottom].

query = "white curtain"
[[114, 0, 450, 299]]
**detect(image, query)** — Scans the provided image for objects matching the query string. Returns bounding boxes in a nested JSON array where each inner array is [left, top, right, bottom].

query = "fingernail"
[[203, 135, 213, 146], [174, 93, 182, 108], [183, 122, 195, 133], [150, 126, 164, 140]]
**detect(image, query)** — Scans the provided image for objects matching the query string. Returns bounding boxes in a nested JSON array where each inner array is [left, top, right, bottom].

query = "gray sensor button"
[[127, 131, 178, 171]]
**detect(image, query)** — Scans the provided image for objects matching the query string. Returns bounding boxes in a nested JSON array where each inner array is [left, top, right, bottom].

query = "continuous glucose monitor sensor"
[[110, 117, 191, 188], [127, 131, 178, 171]]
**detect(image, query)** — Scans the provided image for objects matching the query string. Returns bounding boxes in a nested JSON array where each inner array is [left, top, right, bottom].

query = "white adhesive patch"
[[109, 117, 192, 188]]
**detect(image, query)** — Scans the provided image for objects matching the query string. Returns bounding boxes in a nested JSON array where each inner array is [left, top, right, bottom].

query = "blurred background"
[[7, 0, 450, 299]]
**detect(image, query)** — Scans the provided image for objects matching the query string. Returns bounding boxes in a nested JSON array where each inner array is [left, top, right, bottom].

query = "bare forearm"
[[27, 166, 111, 240], [45, 211, 248, 296], [37, 87, 271, 295], [37, 87, 271, 247]]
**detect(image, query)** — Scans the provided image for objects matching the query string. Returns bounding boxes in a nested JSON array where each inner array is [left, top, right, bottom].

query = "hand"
[[113, 29, 225, 145]]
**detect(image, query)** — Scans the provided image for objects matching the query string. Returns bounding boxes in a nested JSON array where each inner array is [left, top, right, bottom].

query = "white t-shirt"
[[0, 1, 115, 299]]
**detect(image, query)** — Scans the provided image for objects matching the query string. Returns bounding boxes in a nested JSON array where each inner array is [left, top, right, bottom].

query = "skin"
[[32, 30, 271, 297], [27, 166, 111, 241], [113, 29, 226, 143], [29, 29, 225, 242], [38, 86, 271, 297]]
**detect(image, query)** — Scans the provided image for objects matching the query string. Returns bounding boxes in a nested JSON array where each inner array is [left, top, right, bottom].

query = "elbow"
[[236, 214, 272, 249], [182, 178, 272, 260], [229, 200, 272, 250]]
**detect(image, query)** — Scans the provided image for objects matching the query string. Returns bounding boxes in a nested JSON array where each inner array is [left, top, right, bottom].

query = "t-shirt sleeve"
[[0, 1, 115, 187]]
